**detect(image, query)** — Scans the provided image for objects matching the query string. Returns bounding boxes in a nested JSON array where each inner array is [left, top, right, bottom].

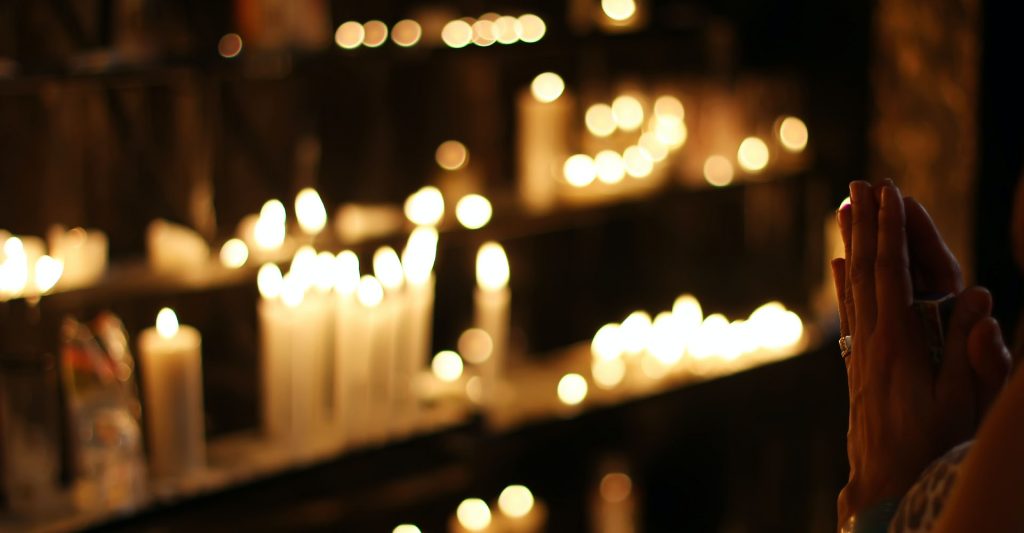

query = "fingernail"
[[849, 182, 866, 203], [881, 183, 894, 207]]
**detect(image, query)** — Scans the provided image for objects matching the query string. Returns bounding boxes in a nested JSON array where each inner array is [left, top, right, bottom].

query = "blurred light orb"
[[498, 485, 535, 518], [156, 308, 179, 338], [391, 19, 422, 47], [595, 150, 626, 184], [602, 0, 638, 21], [432, 350, 464, 382], [456, 498, 492, 532], [591, 357, 626, 389], [356, 275, 384, 308], [295, 188, 327, 235], [455, 194, 493, 230], [557, 373, 589, 406], [531, 72, 565, 103], [653, 116, 687, 149], [600, 473, 633, 503], [280, 273, 305, 308], [638, 132, 669, 162], [472, 20, 496, 46], [458, 328, 494, 364], [620, 311, 652, 354], [393, 525, 421, 533], [585, 103, 617, 137], [737, 137, 770, 172], [653, 95, 685, 119], [442, 20, 474, 48], [563, 154, 597, 187], [373, 246, 405, 290], [334, 250, 361, 295], [404, 186, 445, 226], [257, 263, 283, 299], [591, 323, 623, 361], [33, 255, 62, 294], [362, 20, 388, 47], [778, 116, 809, 152], [436, 140, 469, 170], [517, 14, 546, 43], [219, 238, 249, 269], [476, 242, 509, 291], [623, 145, 654, 178], [703, 155, 734, 187], [611, 95, 644, 131], [494, 16, 520, 44], [672, 293, 704, 330], [335, 21, 364, 49], [218, 33, 243, 58]]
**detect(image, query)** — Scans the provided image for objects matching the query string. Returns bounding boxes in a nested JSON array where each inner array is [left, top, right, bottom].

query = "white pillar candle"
[[280, 271, 330, 455], [496, 485, 548, 533], [332, 250, 361, 445], [257, 264, 291, 444], [517, 73, 574, 213], [47, 226, 108, 289], [399, 227, 439, 435], [138, 308, 205, 479], [473, 242, 510, 407], [350, 275, 383, 446], [145, 219, 210, 274], [371, 247, 405, 441]]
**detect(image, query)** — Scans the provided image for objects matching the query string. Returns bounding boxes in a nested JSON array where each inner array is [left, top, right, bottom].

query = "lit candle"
[[138, 308, 205, 479], [370, 246, 405, 441], [146, 219, 210, 274], [257, 264, 291, 444], [47, 226, 108, 289], [398, 227, 438, 435], [451, 497, 494, 533], [474, 242, 510, 406], [496, 484, 547, 532], [350, 275, 383, 445], [332, 250, 360, 445], [517, 72, 573, 212]]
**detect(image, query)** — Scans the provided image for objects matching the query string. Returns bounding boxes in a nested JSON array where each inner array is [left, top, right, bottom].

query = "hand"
[[831, 181, 1008, 525]]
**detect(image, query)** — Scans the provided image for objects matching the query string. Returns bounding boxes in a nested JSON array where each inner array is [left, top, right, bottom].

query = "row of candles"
[[0, 227, 107, 300]]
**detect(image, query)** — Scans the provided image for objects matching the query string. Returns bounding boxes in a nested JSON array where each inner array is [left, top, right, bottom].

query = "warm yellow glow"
[[557, 373, 589, 406], [623, 146, 654, 178], [778, 116, 809, 152], [218, 33, 243, 58], [313, 251, 336, 292], [638, 132, 669, 162], [480, 12, 500, 21], [672, 294, 703, 331], [219, 238, 249, 269], [335, 21, 365, 49], [530, 72, 565, 104], [654, 95, 685, 119], [431, 350, 464, 383], [401, 226, 438, 284], [435, 140, 469, 170], [611, 95, 644, 131], [295, 188, 327, 235], [737, 137, 770, 172], [653, 116, 687, 149], [257, 263, 283, 299], [602, 0, 637, 21], [334, 250, 361, 295], [476, 242, 510, 291], [280, 272, 306, 308], [748, 302, 803, 350], [289, 246, 317, 285], [648, 311, 684, 365], [33, 255, 63, 294], [0, 237, 28, 297], [455, 194, 493, 230], [458, 328, 494, 364], [620, 311, 652, 355], [356, 275, 384, 308], [255, 200, 286, 251], [591, 357, 626, 389], [563, 154, 597, 188], [703, 155, 734, 187], [690, 313, 730, 359], [640, 354, 670, 380], [391, 19, 422, 47], [600, 473, 632, 503], [591, 323, 623, 361], [471, 20, 496, 46], [362, 20, 388, 47], [595, 150, 626, 184], [442, 19, 473, 48], [404, 186, 445, 226], [839, 196, 851, 209], [466, 376, 483, 404], [517, 14, 546, 43], [494, 16, 519, 44], [156, 308, 179, 339], [498, 485, 535, 518], [456, 498, 492, 531], [393, 525, 421, 533], [585, 103, 617, 137], [373, 246, 405, 291]]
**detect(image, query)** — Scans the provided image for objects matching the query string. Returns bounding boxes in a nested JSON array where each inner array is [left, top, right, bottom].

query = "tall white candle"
[[474, 242, 510, 407], [280, 271, 326, 454], [332, 250, 361, 446], [138, 308, 205, 479], [399, 227, 439, 435], [371, 247, 405, 441], [517, 72, 574, 213], [257, 264, 291, 444], [350, 275, 383, 446]]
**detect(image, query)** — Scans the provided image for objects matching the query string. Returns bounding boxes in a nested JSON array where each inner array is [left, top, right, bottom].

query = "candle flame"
[[401, 227, 438, 284], [620, 311, 652, 355], [295, 188, 327, 235], [585, 103, 617, 137], [313, 251, 336, 292], [600, 472, 633, 503], [404, 186, 445, 226], [737, 136, 770, 172], [392, 526, 421, 533], [591, 323, 623, 361], [498, 485, 535, 518], [595, 150, 626, 184], [557, 373, 588, 406], [280, 272, 305, 308], [611, 94, 644, 131], [456, 498, 492, 531], [34, 255, 63, 294], [602, 0, 637, 21], [703, 155, 734, 187], [254, 200, 286, 250], [335, 21, 365, 49], [778, 116, 808, 153], [455, 194, 492, 230], [219, 238, 249, 269], [516, 14, 545, 43], [441, 19, 473, 48], [475, 241, 509, 291], [591, 357, 626, 389], [653, 95, 685, 120], [391, 19, 422, 47], [257, 263, 284, 299], [156, 307, 179, 339], [373, 246, 405, 290], [431, 350, 464, 382], [356, 275, 384, 308], [289, 245, 318, 291], [563, 154, 597, 188], [435, 140, 469, 171], [334, 250, 361, 295], [530, 72, 565, 103]]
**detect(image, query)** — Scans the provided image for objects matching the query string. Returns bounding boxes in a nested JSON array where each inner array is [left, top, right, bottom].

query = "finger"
[[875, 182, 913, 322], [832, 258, 850, 337], [904, 196, 964, 294], [838, 205, 856, 334], [936, 287, 992, 440], [967, 316, 1011, 416], [849, 180, 878, 333]]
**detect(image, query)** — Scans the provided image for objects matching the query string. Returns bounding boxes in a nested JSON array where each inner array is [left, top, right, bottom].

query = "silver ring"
[[839, 335, 853, 359]]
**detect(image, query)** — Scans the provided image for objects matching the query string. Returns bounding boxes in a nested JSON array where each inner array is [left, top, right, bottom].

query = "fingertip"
[[968, 316, 1012, 385], [960, 286, 993, 317]]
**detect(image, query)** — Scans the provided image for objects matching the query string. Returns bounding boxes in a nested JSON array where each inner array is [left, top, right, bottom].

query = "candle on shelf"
[[404, 186, 445, 227], [47, 226, 108, 289], [371, 246, 405, 441], [517, 72, 573, 212], [451, 497, 493, 533], [349, 275, 383, 445], [496, 484, 547, 532], [295, 188, 328, 237], [332, 250, 361, 445], [473, 242, 510, 407], [280, 270, 327, 454], [257, 263, 291, 444], [399, 227, 438, 434], [557, 373, 589, 407], [138, 308, 205, 479], [252, 199, 287, 261], [146, 219, 210, 274], [219, 238, 249, 269], [591, 470, 638, 533]]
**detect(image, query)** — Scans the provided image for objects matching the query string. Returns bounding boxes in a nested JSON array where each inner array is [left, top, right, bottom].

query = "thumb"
[[968, 316, 1012, 417], [935, 287, 992, 437]]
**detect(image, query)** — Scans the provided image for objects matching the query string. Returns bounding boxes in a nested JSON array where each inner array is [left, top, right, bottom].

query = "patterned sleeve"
[[888, 441, 972, 533]]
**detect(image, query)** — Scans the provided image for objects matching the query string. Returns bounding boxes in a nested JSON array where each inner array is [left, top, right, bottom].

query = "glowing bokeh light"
[[455, 194, 493, 230], [442, 19, 473, 48], [737, 136, 770, 172], [595, 150, 626, 184], [218, 33, 243, 58], [585, 103, 617, 137], [432, 350, 464, 382], [557, 373, 589, 405], [611, 95, 644, 131], [703, 155, 734, 187], [391, 19, 422, 47], [435, 140, 469, 170], [563, 154, 597, 188], [530, 72, 565, 103], [335, 21, 365, 49], [517, 14, 546, 43], [778, 116, 809, 152], [219, 238, 249, 269]]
